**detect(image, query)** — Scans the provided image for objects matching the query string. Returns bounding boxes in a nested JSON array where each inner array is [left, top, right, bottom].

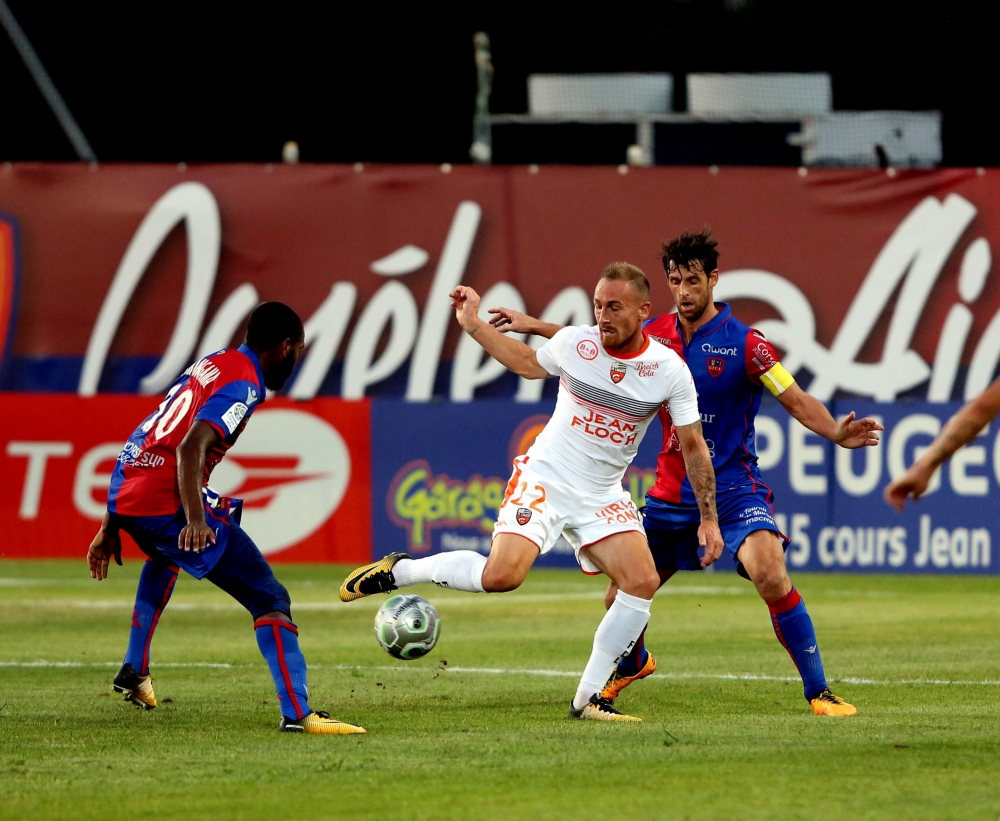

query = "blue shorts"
[[643, 487, 789, 579], [112, 499, 291, 620]]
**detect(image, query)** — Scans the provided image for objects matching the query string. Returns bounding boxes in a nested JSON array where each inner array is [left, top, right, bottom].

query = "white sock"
[[572, 590, 651, 710], [392, 552, 487, 593]]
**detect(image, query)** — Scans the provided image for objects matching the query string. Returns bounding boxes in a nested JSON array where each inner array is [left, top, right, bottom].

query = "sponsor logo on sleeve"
[[577, 340, 599, 360], [246, 386, 258, 405], [516, 507, 532, 525], [610, 362, 627, 383], [636, 362, 659, 378], [221, 402, 249, 433], [752, 342, 777, 371], [707, 357, 725, 377]]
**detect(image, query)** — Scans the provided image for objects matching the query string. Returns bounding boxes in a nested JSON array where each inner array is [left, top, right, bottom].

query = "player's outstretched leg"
[[207, 527, 366, 734], [343, 536, 544, 602], [340, 550, 493, 601], [114, 559, 179, 709], [739, 531, 857, 717]]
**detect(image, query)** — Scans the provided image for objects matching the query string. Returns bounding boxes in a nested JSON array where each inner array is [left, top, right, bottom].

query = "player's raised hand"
[[488, 306, 530, 333], [179, 521, 216, 553], [884, 464, 934, 513], [833, 411, 883, 449], [449, 285, 482, 331], [87, 528, 122, 581], [698, 519, 724, 567]]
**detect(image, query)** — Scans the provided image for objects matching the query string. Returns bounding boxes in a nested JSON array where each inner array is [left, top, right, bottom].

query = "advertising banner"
[[2, 164, 1000, 405], [0, 394, 371, 563], [371, 399, 997, 575], [3, 164, 1000, 572]]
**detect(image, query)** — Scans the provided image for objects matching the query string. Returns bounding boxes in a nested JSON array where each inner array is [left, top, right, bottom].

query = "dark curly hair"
[[245, 302, 304, 350], [661, 227, 719, 276]]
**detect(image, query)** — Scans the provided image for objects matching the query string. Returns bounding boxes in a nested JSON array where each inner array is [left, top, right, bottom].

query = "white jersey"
[[528, 325, 700, 494]]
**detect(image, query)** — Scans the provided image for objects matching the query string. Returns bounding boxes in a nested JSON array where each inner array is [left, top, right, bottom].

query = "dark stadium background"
[[2, 0, 998, 166]]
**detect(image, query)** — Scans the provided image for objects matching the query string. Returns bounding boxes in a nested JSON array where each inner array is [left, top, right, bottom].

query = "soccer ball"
[[374, 594, 441, 660]]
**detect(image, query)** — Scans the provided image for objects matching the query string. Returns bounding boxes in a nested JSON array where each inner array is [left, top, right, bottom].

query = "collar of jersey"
[[674, 301, 732, 341], [602, 332, 650, 360], [237, 344, 267, 396]]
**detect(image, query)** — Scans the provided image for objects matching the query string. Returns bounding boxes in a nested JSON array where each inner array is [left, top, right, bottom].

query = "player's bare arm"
[[176, 421, 222, 552], [88, 510, 123, 581], [488, 306, 563, 339], [674, 420, 724, 566], [885, 375, 1000, 511], [451, 286, 549, 379], [777, 382, 883, 448]]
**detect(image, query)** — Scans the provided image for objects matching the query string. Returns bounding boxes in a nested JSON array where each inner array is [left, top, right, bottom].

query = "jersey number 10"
[[141, 384, 194, 441]]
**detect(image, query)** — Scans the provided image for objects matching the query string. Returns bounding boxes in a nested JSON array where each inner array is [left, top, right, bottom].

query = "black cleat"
[[339, 553, 411, 602], [113, 663, 157, 710]]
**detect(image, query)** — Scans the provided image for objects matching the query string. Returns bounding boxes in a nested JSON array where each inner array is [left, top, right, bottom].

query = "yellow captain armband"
[[760, 363, 795, 397]]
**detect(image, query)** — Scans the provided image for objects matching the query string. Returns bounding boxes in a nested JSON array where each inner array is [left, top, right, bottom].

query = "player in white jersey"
[[340, 263, 723, 722]]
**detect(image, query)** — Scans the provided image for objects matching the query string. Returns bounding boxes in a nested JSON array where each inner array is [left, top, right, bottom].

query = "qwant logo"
[[209, 409, 351, 555], [0, 213, 20, 376]]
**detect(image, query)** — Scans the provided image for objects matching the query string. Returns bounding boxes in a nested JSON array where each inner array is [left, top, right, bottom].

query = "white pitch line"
[[2, 660, 999, 686], [0, 586, 748, 612]]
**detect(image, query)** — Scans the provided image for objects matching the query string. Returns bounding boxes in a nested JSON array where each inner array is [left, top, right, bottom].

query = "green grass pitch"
[[1, 559, 999, 820]]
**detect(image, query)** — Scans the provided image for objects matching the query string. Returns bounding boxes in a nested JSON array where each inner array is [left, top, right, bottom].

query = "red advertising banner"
[[0, 394, 371, 563], [1, 164, 998, 402]]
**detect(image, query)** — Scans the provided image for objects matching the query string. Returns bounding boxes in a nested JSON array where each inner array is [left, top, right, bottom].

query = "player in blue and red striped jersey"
[[489, 229, 883, 717], [86, 302, 365, 735]]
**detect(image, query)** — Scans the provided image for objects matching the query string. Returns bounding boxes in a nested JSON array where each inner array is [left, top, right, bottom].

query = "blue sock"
[[616, 627, 648, 677], [767, 588, 827, 700], [254, 618, 311, 720], [124, 561, 179, 676]]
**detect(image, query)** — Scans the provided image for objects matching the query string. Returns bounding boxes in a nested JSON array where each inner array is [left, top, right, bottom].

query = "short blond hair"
[[601, 261, 650, 302]]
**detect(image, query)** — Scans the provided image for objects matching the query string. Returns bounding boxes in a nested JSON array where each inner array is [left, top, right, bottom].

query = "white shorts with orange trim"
[[493, 456, 645, 573]]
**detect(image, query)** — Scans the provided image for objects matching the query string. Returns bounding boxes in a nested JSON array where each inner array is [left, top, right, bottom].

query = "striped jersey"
[[529, 325, 700, 493], [107, 345, 265, 517]]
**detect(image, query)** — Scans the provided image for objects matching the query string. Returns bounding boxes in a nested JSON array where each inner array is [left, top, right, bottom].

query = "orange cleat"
[[599, 653, 657, 702], [810, 689, 858, 717]]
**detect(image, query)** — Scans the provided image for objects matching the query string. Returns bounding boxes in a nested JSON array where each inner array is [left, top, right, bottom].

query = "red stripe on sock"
[[768, 595, 805, 679], [141, 569, 178, 676], [271, 623, 305, 719], [766, 587, 802, 615], [253, 618, 298, 635]]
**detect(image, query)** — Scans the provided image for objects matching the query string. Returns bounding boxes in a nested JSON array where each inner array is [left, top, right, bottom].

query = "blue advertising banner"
[[372, 399, 998, 575], [760, 400, 996, 574]]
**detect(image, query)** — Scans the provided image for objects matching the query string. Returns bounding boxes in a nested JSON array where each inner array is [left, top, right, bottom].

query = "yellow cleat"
[[280, 711, 367, 735], [112, 663, 157, 710], [810, 689, 858, 717], [339, 552, 410, 602], [600, 652, 657, 702], [569, 695, 642, 723]]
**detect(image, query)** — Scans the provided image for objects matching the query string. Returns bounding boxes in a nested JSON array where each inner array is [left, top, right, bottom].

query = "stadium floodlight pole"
[[0, 0, 96, 162], [469, 31, 493, 164]]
